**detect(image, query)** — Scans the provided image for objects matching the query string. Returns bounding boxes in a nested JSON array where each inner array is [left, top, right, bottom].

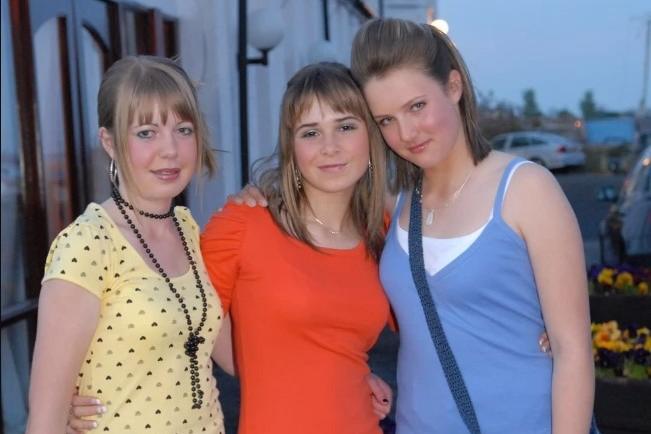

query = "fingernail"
[[92, 399, 101, 405], [91, 421, 98, 428], [261, 200, 268, 206], [99, 405, 108, 413]]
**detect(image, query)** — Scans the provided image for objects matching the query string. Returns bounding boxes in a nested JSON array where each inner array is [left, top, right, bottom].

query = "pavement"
[[213, 169, 626, 434]]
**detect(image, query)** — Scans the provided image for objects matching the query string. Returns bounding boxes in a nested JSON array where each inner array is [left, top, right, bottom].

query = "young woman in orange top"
[[200, 62, 391, 434]]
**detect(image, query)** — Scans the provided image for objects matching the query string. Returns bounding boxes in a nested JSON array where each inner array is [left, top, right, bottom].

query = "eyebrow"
[[296, 115, 360, 130], [132, 119, 193, 128], [373, 95, 427, 120]]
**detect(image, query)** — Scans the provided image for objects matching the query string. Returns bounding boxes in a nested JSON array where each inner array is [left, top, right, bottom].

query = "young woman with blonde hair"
[[351, 18, 594, 434], [27, 56, 231, 434], [199, 62, 392, 434]]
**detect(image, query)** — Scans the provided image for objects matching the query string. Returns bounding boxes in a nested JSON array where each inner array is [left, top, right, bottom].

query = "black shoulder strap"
[[408, 175, 481, 434]]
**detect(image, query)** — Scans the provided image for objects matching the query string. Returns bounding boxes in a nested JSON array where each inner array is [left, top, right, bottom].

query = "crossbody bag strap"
[[408, 176, 481, 434]]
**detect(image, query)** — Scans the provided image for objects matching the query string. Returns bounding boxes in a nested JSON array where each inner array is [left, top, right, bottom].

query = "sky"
[[437, 0, 651, 115]]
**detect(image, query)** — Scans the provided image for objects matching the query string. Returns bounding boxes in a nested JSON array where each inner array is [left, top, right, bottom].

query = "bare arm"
[[507, 165, 593, 434], [212, 313, 235, 376], [26, 280, 100, 434]]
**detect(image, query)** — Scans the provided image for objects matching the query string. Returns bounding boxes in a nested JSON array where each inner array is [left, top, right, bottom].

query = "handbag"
[[407, 176, 601, 434]]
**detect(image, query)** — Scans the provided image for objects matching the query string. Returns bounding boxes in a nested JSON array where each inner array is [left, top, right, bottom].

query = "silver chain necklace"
[[421, 168, 473, 226], [309, 215, 342, 235]]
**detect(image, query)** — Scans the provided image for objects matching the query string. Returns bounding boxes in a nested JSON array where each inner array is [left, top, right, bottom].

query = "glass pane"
[[511, 137, 530, 148], [1, 1, 29, 431], [124, 9, 138, 55], [33, 17, 74, 241], [124, 9, 148, 55], [80, 27, 109, 202], [1, 320, 30, 434]]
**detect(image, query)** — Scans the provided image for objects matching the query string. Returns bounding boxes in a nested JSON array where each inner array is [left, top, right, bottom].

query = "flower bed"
[[592, 321, 651, 433], [589, 265, 650, 296], [592, 321, 650, 380], [588, 264, 651, 327]]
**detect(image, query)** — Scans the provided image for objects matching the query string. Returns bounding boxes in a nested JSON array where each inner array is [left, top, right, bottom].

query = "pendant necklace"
[[420, 168, 473, 226], [111, 187, 208, 409], [309, 215, 342, 236]]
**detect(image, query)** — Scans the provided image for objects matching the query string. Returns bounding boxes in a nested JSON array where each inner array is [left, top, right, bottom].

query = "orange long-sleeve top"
[[200, 204, 389, 434]]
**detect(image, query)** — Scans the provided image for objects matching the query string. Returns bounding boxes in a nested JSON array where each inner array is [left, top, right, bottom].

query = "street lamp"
[[237, 3, 284, 185], [430, 18, 449, 34]]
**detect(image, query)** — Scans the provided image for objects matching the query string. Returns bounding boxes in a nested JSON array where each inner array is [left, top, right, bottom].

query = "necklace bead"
[[112, 189, 174, 219], [111, 188, 208, 409]]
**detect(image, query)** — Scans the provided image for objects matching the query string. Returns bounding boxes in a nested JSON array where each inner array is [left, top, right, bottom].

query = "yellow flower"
[[614, 272, 634, 290], [638, 282, 649, 295], [604, 320, 620, 335], [597, 268, 615, 286]]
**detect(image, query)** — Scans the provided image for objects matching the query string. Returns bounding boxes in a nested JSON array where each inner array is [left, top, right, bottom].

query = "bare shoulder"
[[475, 150, 514, 179], [508, 160, 562, 199], [500, 158, 571, 235]]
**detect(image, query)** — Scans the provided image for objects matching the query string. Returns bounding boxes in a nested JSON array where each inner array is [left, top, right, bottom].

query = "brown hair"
[[351, 18, 490, 191], [97, 55, 215, 191], [254, 62, 387, 260]]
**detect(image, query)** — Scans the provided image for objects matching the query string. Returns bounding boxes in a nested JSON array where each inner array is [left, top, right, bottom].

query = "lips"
[[317, 163, 348, 172], [407, 139, 430, 154], [151, 168, 181, 181]]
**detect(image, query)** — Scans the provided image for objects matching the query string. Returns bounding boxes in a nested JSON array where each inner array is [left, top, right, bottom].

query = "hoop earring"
[[108, 159, 119, 188]]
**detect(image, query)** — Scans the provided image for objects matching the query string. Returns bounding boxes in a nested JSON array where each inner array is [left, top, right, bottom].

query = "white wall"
[[121, 0, 370, 227]]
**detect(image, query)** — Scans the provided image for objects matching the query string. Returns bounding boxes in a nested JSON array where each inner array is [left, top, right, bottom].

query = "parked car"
[[598, 145, 651, 266], [490, 131, 586, 169]]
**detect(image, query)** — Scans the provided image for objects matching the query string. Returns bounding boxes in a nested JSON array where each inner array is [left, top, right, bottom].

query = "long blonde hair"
[[254, 62, 387, 260], [97, 55, 216, 191], [351, 18, 491, 192]]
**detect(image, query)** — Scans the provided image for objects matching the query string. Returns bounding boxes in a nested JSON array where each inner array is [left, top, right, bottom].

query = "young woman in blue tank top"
[[350, 18, 594, 433]]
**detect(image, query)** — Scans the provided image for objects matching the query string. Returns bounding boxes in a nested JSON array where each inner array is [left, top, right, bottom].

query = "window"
[[511, 136, 530, 148], [1, 1, 178, 430], [530, 137, 547, 146]]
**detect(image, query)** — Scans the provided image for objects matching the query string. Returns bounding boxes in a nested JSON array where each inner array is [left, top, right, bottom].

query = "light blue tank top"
[[380, 158, 552, 434]]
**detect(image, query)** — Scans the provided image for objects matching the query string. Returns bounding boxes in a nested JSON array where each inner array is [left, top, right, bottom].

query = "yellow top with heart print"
[[43, 203, 224, 433]]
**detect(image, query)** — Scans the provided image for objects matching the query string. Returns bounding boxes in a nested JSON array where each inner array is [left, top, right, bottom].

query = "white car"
[[490, 131, 586, 169]]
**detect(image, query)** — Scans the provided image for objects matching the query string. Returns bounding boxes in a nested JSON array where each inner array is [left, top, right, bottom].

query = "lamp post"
[[237, 1, 284, 186]]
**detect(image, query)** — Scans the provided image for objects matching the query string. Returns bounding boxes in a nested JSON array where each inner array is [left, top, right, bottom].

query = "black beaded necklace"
[[111, 187, 208, 409], [112, 189, 174, 219]]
